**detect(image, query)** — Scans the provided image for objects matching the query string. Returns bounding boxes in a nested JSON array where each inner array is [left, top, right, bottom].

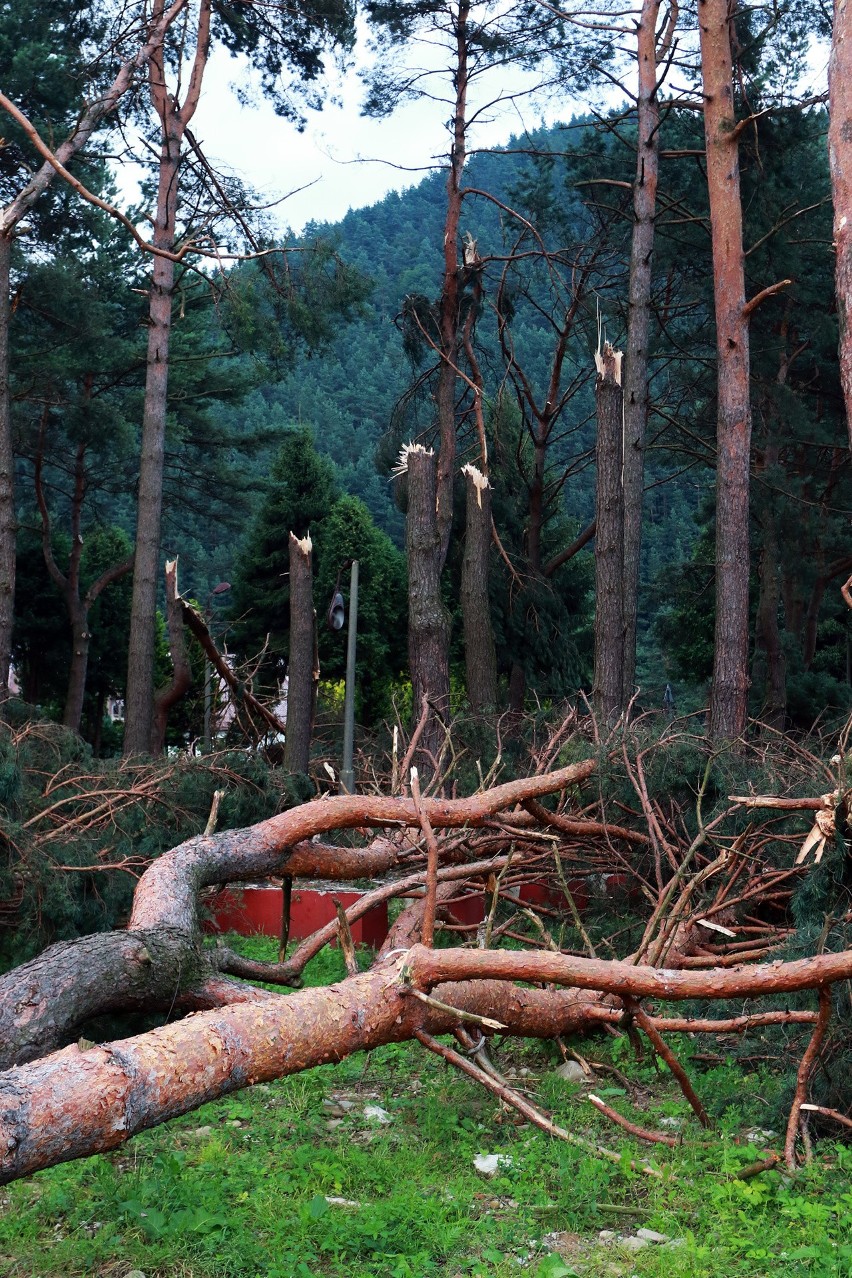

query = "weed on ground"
[[1, 938, 851, 1277]]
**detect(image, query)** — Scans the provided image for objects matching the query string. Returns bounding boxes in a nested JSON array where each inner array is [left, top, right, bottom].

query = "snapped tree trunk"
[[622, 0, 667, 707], [406, 446, 450, 759], [284, 532, 315, 774], [150, 559, 191, 754], [700, 0, 752, 741], [830, 0, 852, 444], [593, 343, 625, 722], [461, 464, 497, 711]]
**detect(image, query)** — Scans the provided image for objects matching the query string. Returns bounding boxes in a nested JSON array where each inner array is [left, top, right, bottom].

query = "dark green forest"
[[11, 108, 849, 744]]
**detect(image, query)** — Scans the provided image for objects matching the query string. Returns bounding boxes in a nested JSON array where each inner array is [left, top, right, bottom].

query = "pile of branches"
[[0, 721, 292, 963], [1, 707, 851, 1186]]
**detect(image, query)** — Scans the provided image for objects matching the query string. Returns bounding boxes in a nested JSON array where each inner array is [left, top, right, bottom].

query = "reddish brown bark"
[[593, 343, 625, 720], [830, 0, 852, 444], [699, 0, 752, 741], [0, 934, 846, 1185]]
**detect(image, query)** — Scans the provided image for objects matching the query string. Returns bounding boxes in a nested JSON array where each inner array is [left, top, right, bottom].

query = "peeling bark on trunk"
[[284, 532, 315, 775], [700, 0, 752, 741], [2, 935, 850, 1186], [622, 0, 664, 707], [830, 0, 852, 445], [406, 448, 450, 759], [593, 344, 625, 721], [461, 464, 497, 710]]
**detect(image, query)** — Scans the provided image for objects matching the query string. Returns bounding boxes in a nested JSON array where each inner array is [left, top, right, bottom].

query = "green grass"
[[1, 938, 851, 1277]]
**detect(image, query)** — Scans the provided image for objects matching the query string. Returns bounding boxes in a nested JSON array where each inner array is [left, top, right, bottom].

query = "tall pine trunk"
[[403, 1, 469, 753], [461, 464, 496, 711], [123, 0, 210, 754], [622, 0, 666, 707], [0, 233, 13, 697], [123, 139, 179, 753], [700, 0, 752, 741], [593, 344, 625, 722], [284, 533, 315, 775]]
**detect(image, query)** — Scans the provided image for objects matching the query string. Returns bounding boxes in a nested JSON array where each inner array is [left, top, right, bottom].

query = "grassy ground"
[[1, 939, 851, 1278]]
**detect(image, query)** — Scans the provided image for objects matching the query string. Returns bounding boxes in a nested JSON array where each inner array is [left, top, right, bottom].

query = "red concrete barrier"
[[206, 882, 389, 948], [517, 879, 589, 914]]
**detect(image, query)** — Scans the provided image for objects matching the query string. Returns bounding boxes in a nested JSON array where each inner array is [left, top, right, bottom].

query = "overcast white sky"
[[187, 41, 581, 236], [158, 20, 831, 239]]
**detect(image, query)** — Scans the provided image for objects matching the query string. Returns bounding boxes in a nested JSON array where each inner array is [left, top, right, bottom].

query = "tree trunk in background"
[[123, 0, 211, 754], [622, 0, 668, 707], [753, 510, 785, 730], [150, 559, 191, 754], [0, 233, 13, 698], [0, 2, 188, 705], [122, 139, 179, 754], [434, 0, 470, 562], [700, 0, 752, 741], [406, 447, 450, 761], [461, 464, 496, 711], [284, 533, 315, 775], [831, 0, 852, 444], [64, 610, 91, 734], [593, 344, 625, 722]]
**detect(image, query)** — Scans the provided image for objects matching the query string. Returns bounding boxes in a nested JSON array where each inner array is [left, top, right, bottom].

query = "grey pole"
[[340, 559, 359, 794]]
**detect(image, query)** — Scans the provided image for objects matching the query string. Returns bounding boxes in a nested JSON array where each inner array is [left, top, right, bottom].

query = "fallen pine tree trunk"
[[0, 941, 843, 1185], [0, 751, 843, 1185], [0, 758, 596, 1069]]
